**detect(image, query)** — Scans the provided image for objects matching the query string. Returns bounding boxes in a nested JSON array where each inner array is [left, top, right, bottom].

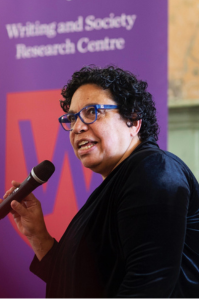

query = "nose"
[[72, 115, 88, 133]]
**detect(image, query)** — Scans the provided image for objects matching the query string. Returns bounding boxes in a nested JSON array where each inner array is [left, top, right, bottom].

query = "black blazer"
[[30, 138, 199, 297]]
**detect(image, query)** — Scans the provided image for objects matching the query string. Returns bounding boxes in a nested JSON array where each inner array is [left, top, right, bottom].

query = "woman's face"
[[69, 84, 140, 179]]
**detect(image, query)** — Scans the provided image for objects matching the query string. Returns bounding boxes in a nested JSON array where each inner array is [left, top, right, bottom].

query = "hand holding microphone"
[[1, 180, 44, 238], [0, 160, 55, 219], [0, 160, 55, 260]]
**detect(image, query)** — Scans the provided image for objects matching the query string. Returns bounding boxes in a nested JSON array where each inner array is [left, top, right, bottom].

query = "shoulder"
[[116, 147, 193, 208], [126, 147, 193, 183]]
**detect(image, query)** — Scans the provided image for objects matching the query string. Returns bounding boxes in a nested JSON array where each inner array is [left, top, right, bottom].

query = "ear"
[[129, 119, 142, 137]]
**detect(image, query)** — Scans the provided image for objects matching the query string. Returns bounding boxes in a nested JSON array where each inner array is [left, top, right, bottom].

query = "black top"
[[30, 138, 199, 297]]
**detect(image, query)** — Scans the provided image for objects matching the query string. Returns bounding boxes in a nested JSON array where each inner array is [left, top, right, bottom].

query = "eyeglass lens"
[[61, 105, 97, 131]]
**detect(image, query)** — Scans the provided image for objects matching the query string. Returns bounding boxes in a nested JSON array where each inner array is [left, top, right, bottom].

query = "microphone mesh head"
[[33, 160, 55, 182]]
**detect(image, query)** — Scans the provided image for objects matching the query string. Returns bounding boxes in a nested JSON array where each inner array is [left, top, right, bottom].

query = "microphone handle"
[[0, 174, 41, 220]]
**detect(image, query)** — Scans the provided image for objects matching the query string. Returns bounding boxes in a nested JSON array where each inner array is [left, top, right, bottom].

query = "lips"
[[77, 139, 97, 150]]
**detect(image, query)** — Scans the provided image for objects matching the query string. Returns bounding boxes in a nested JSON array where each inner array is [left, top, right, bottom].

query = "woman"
[[3, 66, 199, 297]]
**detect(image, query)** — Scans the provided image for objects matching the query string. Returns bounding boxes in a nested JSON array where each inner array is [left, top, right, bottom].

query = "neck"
[[102, 136, 141, 180]]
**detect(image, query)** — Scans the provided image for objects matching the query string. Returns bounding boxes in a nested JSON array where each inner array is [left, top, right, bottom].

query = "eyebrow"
[[68, 103, 99, 114]]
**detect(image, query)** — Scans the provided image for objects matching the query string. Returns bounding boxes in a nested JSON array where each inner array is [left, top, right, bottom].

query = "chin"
[[81, 160, 102, 173], [80, 158, 97, 168]]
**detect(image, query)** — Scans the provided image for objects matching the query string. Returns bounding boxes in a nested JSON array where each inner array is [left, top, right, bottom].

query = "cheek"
[[100, 131, 119, 153], [101, 127, 129, 153]]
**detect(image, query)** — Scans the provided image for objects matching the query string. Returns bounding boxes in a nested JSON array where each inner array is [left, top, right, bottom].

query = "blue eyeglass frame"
[[58, 104, 119, 131]]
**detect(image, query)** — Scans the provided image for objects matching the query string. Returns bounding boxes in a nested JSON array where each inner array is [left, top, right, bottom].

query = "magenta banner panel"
[[0, 0, 168, 297]]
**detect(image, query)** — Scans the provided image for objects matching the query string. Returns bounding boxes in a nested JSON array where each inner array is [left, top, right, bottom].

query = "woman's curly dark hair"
[[60, 65, 160, 141]]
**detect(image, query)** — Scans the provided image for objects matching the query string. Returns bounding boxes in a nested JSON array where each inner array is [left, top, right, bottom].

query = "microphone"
[[0, 160, 55, 220]]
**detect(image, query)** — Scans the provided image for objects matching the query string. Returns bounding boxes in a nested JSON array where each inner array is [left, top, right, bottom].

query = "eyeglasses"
[[58, 104, 119, 131]]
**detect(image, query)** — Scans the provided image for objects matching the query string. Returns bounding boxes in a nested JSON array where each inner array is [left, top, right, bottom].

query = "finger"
[[11, 200, 27, 217], [10, 199, 27, 210], [3, 181, 21, 198], [19, 193, 38, 206], [10, 208, 19, 216], [12, 212, 23, 231], [10, 210, 21, 221], [11, 181, 21, 188], [3, 187, 15, 199]]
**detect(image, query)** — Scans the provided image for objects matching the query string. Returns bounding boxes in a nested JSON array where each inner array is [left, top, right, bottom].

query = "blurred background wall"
[[0, 0, 198, 297], [0, 1, 168, 297], [168, 0, 199, 181]]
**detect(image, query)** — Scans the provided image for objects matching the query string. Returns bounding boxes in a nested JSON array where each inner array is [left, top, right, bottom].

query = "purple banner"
[[0, 0, 168, 297]]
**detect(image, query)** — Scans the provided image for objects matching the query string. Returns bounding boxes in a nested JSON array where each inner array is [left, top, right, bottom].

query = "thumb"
[[11, 200, 27, 217]]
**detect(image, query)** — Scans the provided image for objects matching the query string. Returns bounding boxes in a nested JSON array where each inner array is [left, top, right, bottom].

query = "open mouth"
[[78, 140, 97, 150]]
